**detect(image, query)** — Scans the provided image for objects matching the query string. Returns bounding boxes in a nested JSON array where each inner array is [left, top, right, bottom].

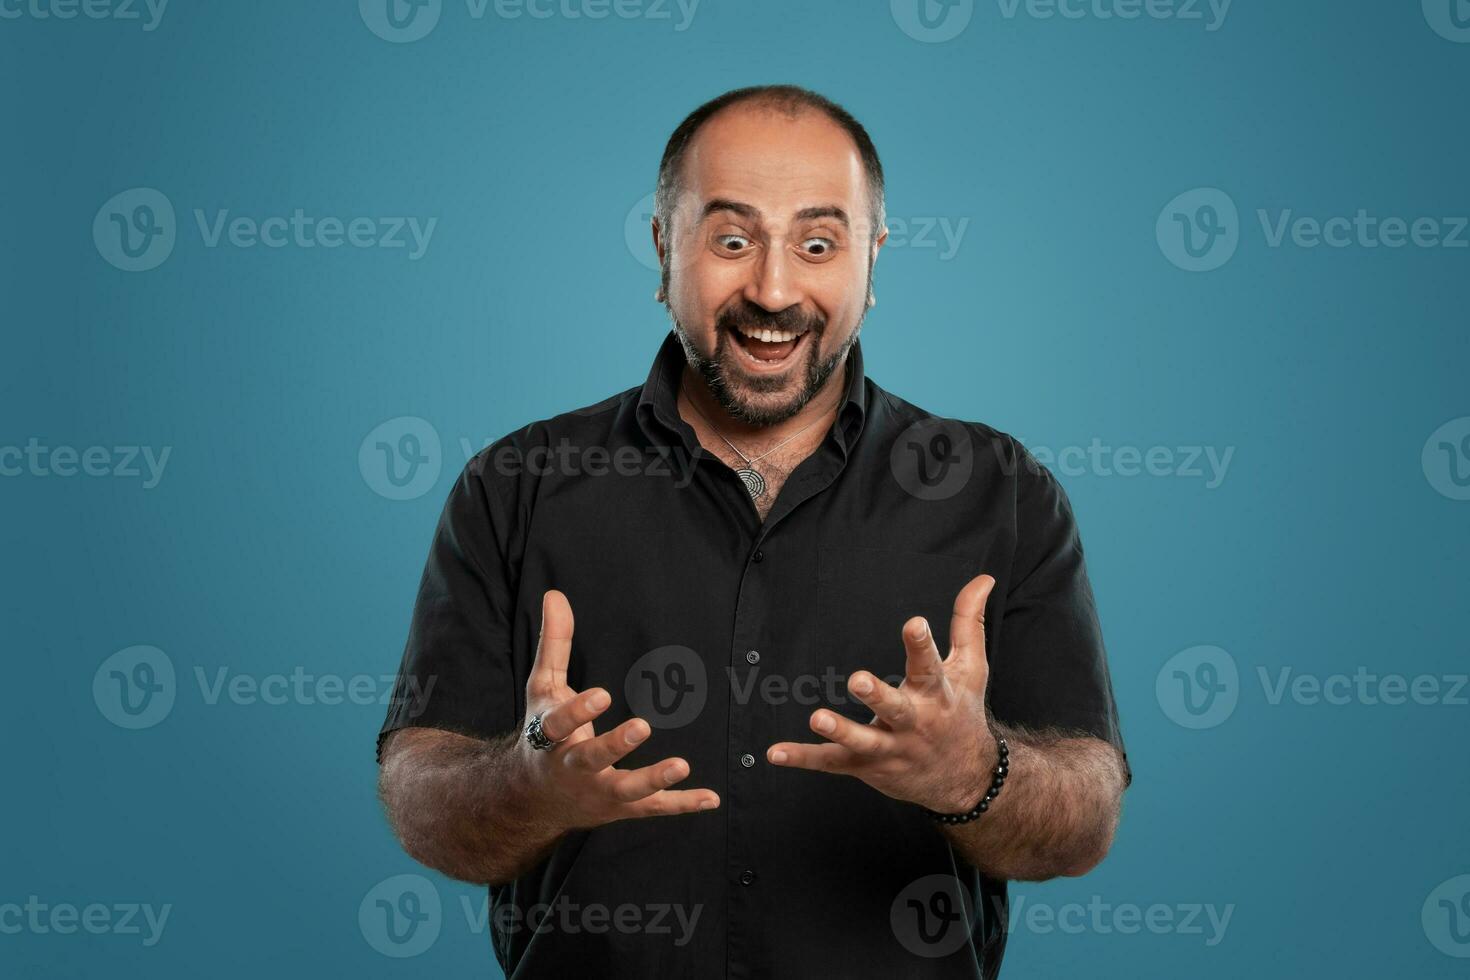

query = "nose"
[[741, 241, 805, 314]]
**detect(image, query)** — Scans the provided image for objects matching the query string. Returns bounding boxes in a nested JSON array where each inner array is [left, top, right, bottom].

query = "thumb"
[[949, 574, 995, 669], [529, 589, 575, 697]]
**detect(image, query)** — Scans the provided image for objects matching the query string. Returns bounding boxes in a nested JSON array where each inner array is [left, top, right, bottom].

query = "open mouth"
[[726, 322, 811, 370]]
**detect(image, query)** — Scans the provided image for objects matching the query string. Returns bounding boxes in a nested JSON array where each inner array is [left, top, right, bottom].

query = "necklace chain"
[[679, 382, 831, 468]]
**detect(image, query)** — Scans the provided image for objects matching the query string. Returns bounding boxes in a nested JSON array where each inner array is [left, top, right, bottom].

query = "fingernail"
[[664, 766, 682, 784], [770, 749, 788, 764], [627, 726, 647, 744], [850, 675, 872, 696], [588, 690, 611, 710], [699, 799, 717, 811], [814, 713, 835, 734]]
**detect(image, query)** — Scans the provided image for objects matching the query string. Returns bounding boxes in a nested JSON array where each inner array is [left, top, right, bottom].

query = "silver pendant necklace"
[[680, 382, 829, 499]]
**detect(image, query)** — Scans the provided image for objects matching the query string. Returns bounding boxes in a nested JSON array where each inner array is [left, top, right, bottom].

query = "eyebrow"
[[701, 199, 850, 228]]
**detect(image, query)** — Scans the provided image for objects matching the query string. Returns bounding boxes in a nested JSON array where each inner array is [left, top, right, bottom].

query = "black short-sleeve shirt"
[[379, 330, 1130, 979]]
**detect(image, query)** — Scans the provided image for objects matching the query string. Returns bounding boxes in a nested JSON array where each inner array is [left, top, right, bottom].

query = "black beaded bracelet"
[[923, 734, 1009, 825]]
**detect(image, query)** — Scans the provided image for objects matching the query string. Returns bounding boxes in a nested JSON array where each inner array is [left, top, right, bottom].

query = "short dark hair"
[[653, 85, 886, 246]]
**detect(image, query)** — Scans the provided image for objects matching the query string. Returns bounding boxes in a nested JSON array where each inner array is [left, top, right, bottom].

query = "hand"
[[514, 590, 721, 832], [767, 574, 999, 814]]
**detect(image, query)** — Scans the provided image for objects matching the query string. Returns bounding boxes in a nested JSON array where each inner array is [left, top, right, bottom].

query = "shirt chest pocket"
[[814, 544, 981, 721]]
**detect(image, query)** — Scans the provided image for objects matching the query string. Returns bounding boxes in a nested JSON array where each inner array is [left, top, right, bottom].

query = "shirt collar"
[[636, 329, 869, 454]]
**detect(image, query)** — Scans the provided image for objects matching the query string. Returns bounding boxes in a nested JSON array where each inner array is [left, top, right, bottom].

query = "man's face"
[[655, 105, 886, 427]]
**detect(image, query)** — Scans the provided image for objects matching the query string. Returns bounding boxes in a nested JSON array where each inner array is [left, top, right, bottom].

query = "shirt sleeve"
[[988, 443, 1131, 787], [376, 455, 521, 763]]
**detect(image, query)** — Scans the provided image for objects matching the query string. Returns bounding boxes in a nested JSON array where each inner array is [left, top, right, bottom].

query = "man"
[[377, 85, 1130, 978]]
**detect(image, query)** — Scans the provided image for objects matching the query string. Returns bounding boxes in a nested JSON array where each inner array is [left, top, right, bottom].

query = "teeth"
[[737, 324, 802, 343]]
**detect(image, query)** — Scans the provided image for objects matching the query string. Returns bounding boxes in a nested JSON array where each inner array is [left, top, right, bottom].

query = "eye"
[[715, 234, 753, 254], [800, 237, 837, 259]]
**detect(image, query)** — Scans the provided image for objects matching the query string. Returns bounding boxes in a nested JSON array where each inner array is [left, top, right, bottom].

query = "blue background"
[[4, 0, 1468, 976]]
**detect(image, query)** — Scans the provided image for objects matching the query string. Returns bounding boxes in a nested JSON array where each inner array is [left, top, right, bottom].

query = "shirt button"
[[740, 870, 756, 886], [745, 650, 760, 665], [752, 549, 765, 563], [740, 753, 756, 768]]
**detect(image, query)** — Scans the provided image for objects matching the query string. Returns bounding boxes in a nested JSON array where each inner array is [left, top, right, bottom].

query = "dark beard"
[[671, 291, 866, 427]]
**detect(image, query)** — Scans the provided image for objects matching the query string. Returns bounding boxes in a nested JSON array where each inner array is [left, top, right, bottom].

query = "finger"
[[901, 616, 946, 692], [949, 574, 996, 666], [538, 686, 610, 744], [766, 740, 857, 773], [847, 671, 917, 731], [528, 589, 574, 697], [808, 707, 897, 756], [561, 717, 651, 772], [604, 757, 692, 804], [624, 788, 721, 818]]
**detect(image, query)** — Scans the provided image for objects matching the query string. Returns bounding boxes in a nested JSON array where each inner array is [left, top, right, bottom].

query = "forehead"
[[678, 105, 868, 220]]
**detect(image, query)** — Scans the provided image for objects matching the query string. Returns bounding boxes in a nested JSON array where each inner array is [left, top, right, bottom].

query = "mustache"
[[716, 300, 824, 336]]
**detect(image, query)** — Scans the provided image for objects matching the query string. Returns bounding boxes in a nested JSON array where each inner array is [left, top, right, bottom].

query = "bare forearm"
[[941, 725, 1125, 881], [377, 728, 562, 886]]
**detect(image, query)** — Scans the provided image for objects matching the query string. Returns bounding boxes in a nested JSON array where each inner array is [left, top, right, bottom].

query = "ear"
[[866, 228, 888, 308], [652, 218, 669, 303]]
